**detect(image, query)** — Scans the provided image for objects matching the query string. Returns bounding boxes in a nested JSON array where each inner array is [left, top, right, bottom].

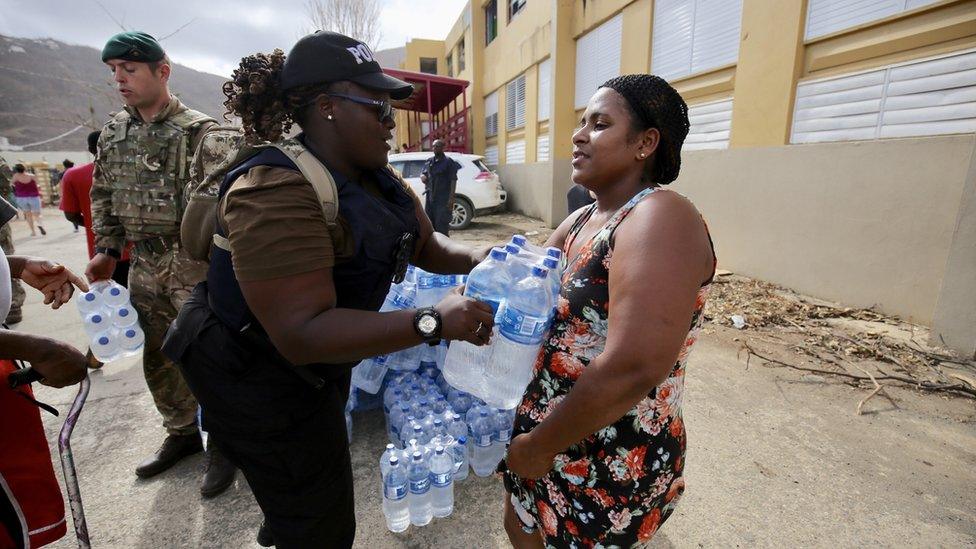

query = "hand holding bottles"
[[434, 288, 495, 345]]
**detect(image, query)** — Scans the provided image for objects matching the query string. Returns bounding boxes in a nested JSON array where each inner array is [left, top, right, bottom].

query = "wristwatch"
[[413, 307, 442, 345], [94, 246, 121, 259]]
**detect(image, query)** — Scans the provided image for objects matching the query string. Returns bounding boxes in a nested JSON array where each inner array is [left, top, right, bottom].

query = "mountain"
[[0, 35, 228, 151]]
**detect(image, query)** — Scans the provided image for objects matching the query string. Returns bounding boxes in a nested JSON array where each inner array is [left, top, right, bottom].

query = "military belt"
[[133, 235, 181, 256]]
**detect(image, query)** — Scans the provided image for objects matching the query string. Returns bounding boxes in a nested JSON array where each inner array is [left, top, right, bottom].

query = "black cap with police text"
[[101, 31, 165, 63], [280, 31, 413, 100]]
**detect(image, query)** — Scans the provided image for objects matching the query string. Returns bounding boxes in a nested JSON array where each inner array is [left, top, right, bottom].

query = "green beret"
[[101, 31, 165, 63]]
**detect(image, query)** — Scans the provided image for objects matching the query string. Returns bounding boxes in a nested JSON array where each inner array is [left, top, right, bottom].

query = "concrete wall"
[[497, 161, 553, 221], [673, 135, 975, 329]]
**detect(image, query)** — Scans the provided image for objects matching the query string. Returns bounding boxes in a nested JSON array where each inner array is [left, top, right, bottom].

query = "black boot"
[[135, 433, 203, 478], [256, 519, 274, 547], [200, 443, 236, 498]]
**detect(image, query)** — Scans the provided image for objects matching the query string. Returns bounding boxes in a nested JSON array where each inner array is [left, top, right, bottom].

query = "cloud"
[[0, 0, 467, 77]]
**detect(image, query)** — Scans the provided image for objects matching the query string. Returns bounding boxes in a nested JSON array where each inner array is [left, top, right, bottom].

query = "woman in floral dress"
[[500, 74, 716, 548]]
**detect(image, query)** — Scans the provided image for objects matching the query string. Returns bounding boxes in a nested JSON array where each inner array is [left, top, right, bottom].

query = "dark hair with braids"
[[222, 49, 335, 142], [599, 74, 690, 185]]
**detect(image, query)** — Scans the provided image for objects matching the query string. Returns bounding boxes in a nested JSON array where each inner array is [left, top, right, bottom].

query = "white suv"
[[388, 152, 507, 230]]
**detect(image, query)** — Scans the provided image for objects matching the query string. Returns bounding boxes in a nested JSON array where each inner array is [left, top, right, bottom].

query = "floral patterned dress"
[[501, 186, 714, 548]]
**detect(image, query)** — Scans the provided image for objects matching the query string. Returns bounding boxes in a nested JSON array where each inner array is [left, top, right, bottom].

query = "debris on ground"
[[705, 274, 976, 411]]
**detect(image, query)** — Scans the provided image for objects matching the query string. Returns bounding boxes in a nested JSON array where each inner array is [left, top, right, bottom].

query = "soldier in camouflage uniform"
[[86, 31, 235, 497], [0, 160, 25, 324]]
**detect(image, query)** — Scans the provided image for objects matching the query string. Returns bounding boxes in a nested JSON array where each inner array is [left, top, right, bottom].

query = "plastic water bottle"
[[119, 326, 145, 353], [504, 244, 530, 284], [383, 456, 410, 533], [76, 290, 102, 314], [112, 305, 139, 328], [101, 282, 129, 307], [469, 409, 496, 477], [447, 413, 467, 441], [493, 408, 515, 464], [83, 312, 112, 337], [380, 443, 399, 479], [407, 451, 433, 526], [484, 266, 552, 409], [511, 234, 546, 257], [389, 403, 411, 446], [443, 248, 511, 396], [453, 436, 469, 481], [351, 354, 389, 394], [541, 257, 561, 315], [429, 445, 455, 518], [345, 393, 355, 443], [90, 331, 120, 362]]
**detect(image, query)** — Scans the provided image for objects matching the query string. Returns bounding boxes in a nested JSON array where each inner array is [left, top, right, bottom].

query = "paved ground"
[[7, 208, 975, 548]]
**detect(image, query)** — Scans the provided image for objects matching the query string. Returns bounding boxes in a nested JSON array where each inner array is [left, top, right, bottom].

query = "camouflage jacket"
[[91, 95, 216, 251]]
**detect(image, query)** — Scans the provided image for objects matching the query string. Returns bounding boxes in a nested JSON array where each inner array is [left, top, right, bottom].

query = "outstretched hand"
[[19, 258, 89, 309]]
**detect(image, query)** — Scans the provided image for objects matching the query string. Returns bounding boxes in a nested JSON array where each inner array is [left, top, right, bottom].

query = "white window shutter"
[[536, 135, 550, 162], [506, 74, 527, 130], [575, 14, 623, 109], [485, 91, 499, 137], [791, 49, 976, 143], [805, 0, 940, 40], [506, 140, 526, 164], [690, 0, 742, 75], [484, 145, 499, 166], [685, 98, 733, 150], [538, 58, 552, 121], [652, 0, 741, 81]]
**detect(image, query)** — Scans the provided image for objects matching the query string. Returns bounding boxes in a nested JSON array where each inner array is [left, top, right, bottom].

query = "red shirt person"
[[60, 132, 131, 283]]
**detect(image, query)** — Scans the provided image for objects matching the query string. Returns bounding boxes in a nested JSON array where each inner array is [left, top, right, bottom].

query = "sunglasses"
[[327, 93, 395, 123]]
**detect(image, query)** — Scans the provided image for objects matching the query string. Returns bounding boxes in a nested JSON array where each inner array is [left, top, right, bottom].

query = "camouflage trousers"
[[129, 245, 208, 435], [0, 223, 25, 323]]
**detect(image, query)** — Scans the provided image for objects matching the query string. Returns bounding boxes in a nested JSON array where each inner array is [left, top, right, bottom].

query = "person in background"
[[11, 164, 45, 236], [421, 139, 461, 236], [0, 194, 89, 548], [60, 160, 77, 232], [567, 183, 596, 215], [86, 31, 236, 496], [500, 75, 715, 547], [61, 131, 132, 289], [0, 161, 25, 324]]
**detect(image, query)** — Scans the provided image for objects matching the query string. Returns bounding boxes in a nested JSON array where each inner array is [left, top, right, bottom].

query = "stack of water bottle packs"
[[76, 280, 145, 362], [377, 366, 516, 532]]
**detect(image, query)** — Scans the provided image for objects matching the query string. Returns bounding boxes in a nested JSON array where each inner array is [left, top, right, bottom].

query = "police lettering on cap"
[[280, 31, 413, 100]]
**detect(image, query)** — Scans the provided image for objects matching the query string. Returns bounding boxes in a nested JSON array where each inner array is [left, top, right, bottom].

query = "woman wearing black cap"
[[498, 75, 716, 547], [163, 32, 495, 547]]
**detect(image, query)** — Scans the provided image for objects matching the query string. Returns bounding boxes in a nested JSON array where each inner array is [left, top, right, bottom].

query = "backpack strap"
[[268, 143, 339, 229]]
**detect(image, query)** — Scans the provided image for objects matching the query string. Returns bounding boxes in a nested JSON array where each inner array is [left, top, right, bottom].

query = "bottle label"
[[392, 293, 414, 308], [431, 471, 452, 487], [467, 282, 503, 315], [499, 306, 548, 344], [409, 477, 430, 494], [385, 483, 407, 500], [496, 428, 512, 443], [478, 434, 493, 447]]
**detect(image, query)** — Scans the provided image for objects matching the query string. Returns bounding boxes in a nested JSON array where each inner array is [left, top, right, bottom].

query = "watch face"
[[418, 314, 438, 335]]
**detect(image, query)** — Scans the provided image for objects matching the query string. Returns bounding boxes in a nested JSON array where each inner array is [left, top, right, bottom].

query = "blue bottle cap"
[[389, 455, 399, 466], [435, 446, 444, 454], [543, 257, 558, 269], [512, 234, 527, 246], [457, 436, 466, 444], [92, 314, 102, 323], [125, 329, 136, 338], [110, 288, 121, 296], [412, 451, 423, 460], [546, 247, 562, 258], [84, 293, 96, 302], [433, 419, 443, 426], [532, 266, 549, 278], [98, 336, 109, 345], [505, 244, 520, 255], [118, 308, 129, 317], [489, 247, 508, 261]]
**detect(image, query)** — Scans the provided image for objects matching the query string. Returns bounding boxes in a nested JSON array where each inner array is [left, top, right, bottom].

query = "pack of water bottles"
[[443, 235, 562, 410], [350, 267, 464, 394], [378, 365, 516, 532], [76, 280, 145, 362]]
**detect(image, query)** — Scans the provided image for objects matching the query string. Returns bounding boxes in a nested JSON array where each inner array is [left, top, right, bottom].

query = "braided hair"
[[222, 49, 334, 143], [599, 74, 689, 185]]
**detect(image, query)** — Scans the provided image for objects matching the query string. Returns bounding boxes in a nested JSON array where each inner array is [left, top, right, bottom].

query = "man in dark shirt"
[[567, 183, 596, 215], [421, 140, 462, 235]]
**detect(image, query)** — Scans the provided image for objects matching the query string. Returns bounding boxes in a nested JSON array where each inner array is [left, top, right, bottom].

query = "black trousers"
[[163, 284, 355, 548]]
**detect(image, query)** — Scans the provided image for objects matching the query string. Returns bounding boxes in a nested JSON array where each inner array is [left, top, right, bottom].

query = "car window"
[[474, 159, 491, 172], [389, 161, 405, 175], [402, 160, 426, 178]]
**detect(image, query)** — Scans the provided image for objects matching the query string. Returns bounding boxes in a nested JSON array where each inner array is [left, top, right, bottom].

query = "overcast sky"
[[0, 0, 467, 77]]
